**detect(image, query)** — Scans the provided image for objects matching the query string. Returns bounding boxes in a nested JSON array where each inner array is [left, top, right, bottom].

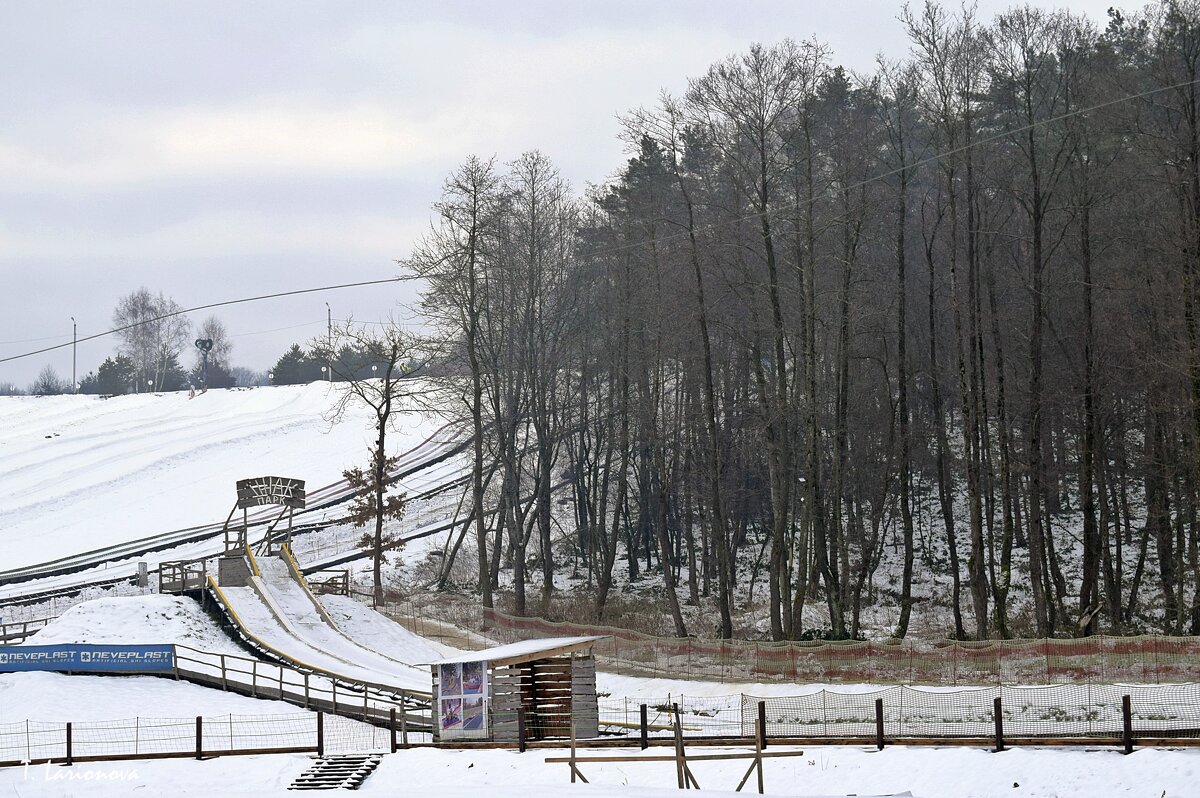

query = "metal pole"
[[757, 700, 768, 749], [875, 698, 884, 750], [317, 711, 325, 757], [326, 302, 332, 382], [65, 722, 72, 765], [994, 696, 1004, 752], [195, 716, 203, 760], [640, 704, 648, 750], [1122, 694, 1133, 754], [70, 317, 76, 392]]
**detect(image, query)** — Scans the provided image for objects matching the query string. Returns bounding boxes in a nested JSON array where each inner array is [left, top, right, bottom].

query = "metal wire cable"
[[3, 75, 1196, 368]]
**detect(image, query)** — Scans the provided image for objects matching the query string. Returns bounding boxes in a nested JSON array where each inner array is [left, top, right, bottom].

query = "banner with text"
[[0, 644, 175, 673]]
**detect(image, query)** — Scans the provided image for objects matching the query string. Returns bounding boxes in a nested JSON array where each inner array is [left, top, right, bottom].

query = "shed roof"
[[424, 636, 604, 667]]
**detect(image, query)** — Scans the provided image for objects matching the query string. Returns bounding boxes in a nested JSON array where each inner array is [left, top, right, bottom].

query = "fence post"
[[400, 705, 409, 749], [757, 700, 768, 749], [65, 722, 72, 766], [389, 708, 397, 753], [303, 673, 310, 709], [317, 711, 325, 757], [195, 716, 203, 760], [993, 696, 1004, 752], [220, 655, 228, 691], [875, 698, 884, 750], [517, 708, 527, 753], [640, 704, 648, 750], [1044, 639, 1050, 684], [251, 660, 257, 698], [1122, 694, 1133, 754]]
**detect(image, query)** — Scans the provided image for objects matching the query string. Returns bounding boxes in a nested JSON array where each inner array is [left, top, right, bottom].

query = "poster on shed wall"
[[439, 660, 489, 739]]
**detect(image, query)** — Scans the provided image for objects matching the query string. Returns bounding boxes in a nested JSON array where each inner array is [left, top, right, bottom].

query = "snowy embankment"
[[0, 383, 443, 573], [20, 594, 244, 654]]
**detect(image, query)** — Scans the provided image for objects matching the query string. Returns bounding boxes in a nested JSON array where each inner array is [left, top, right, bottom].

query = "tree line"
[[13, 288, 256, 396], [410, 1, 1200, 641]]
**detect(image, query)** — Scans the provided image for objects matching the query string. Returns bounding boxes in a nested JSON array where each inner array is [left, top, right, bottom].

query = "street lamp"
[[325, 302, 332, 382]]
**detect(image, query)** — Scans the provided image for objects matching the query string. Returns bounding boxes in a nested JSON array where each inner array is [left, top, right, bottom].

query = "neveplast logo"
[[0, 649, 73, 666], [0, 645, 174, 672]]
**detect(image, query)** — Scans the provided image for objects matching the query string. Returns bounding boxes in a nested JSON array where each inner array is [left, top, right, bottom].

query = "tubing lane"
[[206, 571, 431, 699], [278, 544, 455, 667]]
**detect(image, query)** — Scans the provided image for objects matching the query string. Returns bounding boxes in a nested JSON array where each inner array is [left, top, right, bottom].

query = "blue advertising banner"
[[0, 645, 175, 673]]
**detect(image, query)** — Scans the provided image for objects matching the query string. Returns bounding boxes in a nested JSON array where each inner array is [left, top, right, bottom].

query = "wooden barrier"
[[171, 645, 431, 732], [549, 712, 805, 795], [0, 617, 52, 644]]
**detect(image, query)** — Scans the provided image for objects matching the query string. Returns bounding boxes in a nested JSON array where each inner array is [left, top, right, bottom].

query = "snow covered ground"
[[0, 671, 310, 723], [1, 371, 1195, 795], [20, 594, 245, 654], [0, 383, 445, 572], [0, 743, 1196, 797], [2, 588, 1196, 795]]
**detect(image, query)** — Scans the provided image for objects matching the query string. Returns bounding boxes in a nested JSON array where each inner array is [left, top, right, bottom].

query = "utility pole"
[[325, 302, 332, 382], [70, 316, 76, 393]]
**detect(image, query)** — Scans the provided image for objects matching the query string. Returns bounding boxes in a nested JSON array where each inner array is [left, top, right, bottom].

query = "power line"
[[3, 74, 1195, 369], [229, 319, 327, 339], [0, 332, 72, 345], [0, 277, 401, 366]]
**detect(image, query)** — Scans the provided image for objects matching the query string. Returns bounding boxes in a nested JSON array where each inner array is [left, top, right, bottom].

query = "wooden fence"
[[0, 713, 321, 768], [172, 645, 431, 734]]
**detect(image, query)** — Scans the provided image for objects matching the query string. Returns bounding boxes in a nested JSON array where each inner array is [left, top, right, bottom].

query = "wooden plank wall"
[[491, 654, 599, 742], [571, 654, 599, 738]]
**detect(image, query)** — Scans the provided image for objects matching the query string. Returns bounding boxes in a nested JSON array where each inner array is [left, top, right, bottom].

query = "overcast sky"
[[1, 0, 1118, 387]]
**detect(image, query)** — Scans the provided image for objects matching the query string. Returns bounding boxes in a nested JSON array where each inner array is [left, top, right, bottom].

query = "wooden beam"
[[490, 643, 598, 666]]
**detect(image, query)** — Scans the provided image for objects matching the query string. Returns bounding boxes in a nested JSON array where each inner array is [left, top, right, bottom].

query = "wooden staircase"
[[289, 754, 383, 791]]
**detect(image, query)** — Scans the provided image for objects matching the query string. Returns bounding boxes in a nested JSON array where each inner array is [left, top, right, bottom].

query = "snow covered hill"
[[0, 383, 444, 572]]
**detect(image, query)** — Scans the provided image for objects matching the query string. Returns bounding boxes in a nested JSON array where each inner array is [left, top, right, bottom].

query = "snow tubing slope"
[[0, 382, 449, 573], [254, 554, 439, 675], [317, 594, 454, 665], [211, 558, 430, 693], [275, 546, 459, 666]]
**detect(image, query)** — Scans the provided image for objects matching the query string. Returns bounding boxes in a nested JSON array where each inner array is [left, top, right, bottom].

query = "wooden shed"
[[427, 636, 603, 743]]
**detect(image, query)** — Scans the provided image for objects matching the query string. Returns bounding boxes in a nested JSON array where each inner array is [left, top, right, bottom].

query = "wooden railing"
[[158, 558, 209, 594], [308, 570, 350, 597], [0, 617, 51, 644], [171, 645, 430, 733]]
